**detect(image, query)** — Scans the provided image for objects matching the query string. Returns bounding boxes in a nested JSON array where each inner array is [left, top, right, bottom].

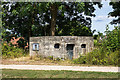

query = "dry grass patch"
[[2, 56, 116, 67]]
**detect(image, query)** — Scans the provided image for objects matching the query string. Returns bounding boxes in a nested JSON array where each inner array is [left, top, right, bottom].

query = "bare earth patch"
[[2, 56, 72, 66], [2, 56, 117, 67]]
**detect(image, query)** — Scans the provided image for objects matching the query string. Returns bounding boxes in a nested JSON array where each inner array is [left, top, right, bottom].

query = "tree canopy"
[[108, 1, 120, 50], [109, 1, 120, 24], [2, 2, 102, 43]]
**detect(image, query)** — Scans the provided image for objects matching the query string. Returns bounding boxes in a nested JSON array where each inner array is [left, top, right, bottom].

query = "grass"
[[2, 69, 119, 78]]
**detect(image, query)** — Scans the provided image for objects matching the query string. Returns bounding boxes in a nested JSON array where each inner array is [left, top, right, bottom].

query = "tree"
[[49, 2, 102, 36], [50, 3, 58, 36], [2, 2, 43, 42], [2, 2, 102, 42], [108, 1, 120, 50], [104, 26, 120, 51], [0, 3, 2, 40], [109, 2, 120, 24]]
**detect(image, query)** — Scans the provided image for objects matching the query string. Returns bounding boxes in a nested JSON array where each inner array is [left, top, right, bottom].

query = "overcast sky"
[[91, 0, 117, 35]]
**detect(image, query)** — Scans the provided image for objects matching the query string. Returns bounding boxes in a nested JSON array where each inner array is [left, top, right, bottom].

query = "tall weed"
[[2, 42, 27, 59]]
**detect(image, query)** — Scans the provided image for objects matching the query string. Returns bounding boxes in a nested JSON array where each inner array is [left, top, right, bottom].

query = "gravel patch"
[[1, 65, 119, 72]]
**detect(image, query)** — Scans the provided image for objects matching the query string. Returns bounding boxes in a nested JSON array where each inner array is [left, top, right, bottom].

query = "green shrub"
[[48, 56, 53, 60], [104, 26, 120, 52], [94, 40, 101, 47], [73, 55, 86, 64], [107, 50, 118, 65], [56, 57, 61, 61], [85, 26, 119, 66], [85, 48, 118, 66], [73, 47, 118, 66], [2, 42, 27, 59]]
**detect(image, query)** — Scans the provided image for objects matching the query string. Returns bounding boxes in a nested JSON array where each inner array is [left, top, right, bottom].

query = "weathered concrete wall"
[[30, 36, 94, 59]]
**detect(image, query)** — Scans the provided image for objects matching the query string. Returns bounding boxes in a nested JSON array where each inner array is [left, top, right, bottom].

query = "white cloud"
[[92, 16, 114, 22]]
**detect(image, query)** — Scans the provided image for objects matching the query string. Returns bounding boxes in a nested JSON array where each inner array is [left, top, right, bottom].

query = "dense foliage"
[[2, 2, 102, 42], [2, 42, 28, 59], [73, 26, 120, 66], [109, 1, 120, 24]]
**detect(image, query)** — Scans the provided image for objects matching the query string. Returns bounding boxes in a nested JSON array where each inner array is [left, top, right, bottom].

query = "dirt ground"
[[2, 56, 75, 65], [2, 56, 116, 67]]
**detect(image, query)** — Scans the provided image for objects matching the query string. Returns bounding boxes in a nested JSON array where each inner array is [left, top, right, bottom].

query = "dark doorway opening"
[[66, 44, 75, 59]]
